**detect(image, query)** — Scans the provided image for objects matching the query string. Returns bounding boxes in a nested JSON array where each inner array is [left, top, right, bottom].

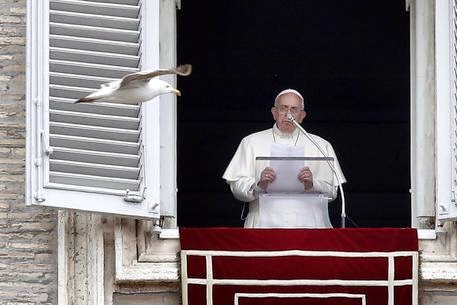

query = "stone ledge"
[[421, 261, 457, 282]]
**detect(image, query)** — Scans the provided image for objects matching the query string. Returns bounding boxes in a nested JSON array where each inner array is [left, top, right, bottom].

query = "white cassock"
[[222, 124, 346, 228]]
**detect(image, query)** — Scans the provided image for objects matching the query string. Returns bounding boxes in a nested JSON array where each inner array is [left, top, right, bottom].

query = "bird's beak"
[[172, 88, 181, 96]]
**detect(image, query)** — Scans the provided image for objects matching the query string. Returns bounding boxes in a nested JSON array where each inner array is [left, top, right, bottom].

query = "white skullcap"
[[274, 88, 304, 106]]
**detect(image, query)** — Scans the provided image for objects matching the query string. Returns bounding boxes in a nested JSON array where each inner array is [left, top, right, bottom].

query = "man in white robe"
[[222, 89, 346, 228]]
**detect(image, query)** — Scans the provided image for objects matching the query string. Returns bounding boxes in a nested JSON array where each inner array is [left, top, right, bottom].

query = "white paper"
[[258, 193, 332, 228], [267, 143, 305, 193]]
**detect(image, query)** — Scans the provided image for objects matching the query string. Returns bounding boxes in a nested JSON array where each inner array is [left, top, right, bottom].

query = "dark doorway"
[[176, 1, 410, 227]]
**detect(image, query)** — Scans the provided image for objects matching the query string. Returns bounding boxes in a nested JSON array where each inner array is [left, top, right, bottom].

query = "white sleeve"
[[306, 136, 345, 202], [223, 137, 258, 203], [311, 179, 338, 202], [228, 177, 258, 202]]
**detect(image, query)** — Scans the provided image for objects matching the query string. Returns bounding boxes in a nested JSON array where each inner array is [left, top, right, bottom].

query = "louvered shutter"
[[26, 0, 161, 218], [436, 0, 457, 220]]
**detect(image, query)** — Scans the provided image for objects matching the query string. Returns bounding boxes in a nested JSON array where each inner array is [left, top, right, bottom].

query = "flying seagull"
[[75, 64, 192, 104]]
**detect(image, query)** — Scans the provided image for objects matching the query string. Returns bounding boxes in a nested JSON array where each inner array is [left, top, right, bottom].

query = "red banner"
[[180, 228, 418, 305]]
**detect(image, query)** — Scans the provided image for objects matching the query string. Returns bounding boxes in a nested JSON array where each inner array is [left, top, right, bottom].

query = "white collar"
[[273, 123, 300, 139]]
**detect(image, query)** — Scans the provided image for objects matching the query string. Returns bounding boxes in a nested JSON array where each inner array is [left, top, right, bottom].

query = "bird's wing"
[[74, 80, 120, 103], [119, 64, 192, 89], [100, 80, 120, 89]]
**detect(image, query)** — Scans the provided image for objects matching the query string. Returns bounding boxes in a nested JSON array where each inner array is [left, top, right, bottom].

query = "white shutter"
[[436, 0, 457, 220], [26, 0, 161, 218]]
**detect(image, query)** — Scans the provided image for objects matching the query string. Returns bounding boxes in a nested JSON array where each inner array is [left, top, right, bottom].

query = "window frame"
[[409, 0, 457, 226], [48, 0, 457, 292], [409, 0, 457, 283]]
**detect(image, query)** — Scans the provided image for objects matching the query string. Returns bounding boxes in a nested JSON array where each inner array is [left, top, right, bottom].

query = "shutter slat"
[[79, 0, 139, 6], [50, 84, 94, 100], [50, 60, 138, 78], [50, 72, 116, 88], [50, 110, 140, 130], [50, 84, 141, 104], [50, 35, 139, 55], [50, 10, 140, 30], [51, 147, 139, 167], [49, 97, 140, 117], [50, 0, 140, 18], [50, 48, 139, 68], [50, 160, 139, 179], [50, 172, 139, 191], [50, 22, 140, 43], [50, 134, 139, 155], [50, 122, 140, 142]]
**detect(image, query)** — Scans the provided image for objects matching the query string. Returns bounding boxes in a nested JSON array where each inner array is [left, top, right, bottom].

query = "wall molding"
[[114, 218, 180, 283]]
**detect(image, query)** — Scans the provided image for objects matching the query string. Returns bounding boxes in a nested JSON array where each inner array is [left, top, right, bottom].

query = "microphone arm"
[[287, 112, 347, 228]]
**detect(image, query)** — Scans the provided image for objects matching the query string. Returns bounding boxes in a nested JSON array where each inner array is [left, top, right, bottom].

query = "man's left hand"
[[298, 167, 313, 190]]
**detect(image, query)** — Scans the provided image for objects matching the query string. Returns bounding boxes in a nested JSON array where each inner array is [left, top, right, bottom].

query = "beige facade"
[[1, 0, 457, 304]]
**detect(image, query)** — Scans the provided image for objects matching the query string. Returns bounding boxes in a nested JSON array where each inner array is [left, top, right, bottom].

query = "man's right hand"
[[258, 167, 276, 191]]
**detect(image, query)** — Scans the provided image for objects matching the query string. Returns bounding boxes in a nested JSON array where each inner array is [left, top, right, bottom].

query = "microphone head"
[[287, 111, 295, 122]]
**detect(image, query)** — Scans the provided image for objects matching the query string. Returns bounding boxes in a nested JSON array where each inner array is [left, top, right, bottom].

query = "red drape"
[[180, 228, 418, 305]]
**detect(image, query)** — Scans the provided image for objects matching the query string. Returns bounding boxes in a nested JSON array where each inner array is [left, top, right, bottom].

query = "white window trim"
[[140, 0, 161, 215], [410, 0, 436, 227], [410, 0, 457, 226], [409, 0, 457, 283], [435, 0, 457, 221], [26, 0, 50, 206], [26, 0, 171, 219], [158, 0, 178, 221]]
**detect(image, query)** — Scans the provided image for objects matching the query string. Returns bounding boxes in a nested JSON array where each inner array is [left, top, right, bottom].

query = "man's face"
[[271, 93, 306, 133]]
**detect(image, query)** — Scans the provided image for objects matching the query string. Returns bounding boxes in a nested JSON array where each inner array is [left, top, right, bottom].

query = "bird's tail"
[[175, 64, 192, 76], [75, 97, 97, 103]]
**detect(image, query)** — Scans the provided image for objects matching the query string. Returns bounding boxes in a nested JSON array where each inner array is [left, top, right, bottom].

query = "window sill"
[[159, 228, 438, 240], [159, 228, 179, 239], [418, 229, 437, 240]]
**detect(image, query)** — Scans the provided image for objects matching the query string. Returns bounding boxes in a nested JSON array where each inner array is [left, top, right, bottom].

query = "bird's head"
[[153, 79, 181, 97]]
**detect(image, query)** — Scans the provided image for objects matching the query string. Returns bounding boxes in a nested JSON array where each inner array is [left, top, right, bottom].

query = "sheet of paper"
[[267, 143, 305, 193], [258, 194, 332, 228]]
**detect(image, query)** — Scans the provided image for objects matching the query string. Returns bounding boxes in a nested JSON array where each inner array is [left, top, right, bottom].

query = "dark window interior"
[[176, 1, 410, 227]]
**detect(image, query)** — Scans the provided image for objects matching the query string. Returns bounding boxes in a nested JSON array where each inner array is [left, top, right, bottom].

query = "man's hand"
[[258, 167, 276, 191], [298, 166, 313, 190]]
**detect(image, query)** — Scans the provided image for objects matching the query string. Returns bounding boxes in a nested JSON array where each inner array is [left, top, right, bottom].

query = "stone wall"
[[0, 0, 57, 304]]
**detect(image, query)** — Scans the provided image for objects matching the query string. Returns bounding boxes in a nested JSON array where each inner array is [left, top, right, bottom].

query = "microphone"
[[287, 111, 347, 228]]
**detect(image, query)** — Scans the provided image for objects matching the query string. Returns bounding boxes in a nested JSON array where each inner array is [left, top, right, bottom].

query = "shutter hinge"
[[439, 203, 447, 213], [40, 130, 53, 156], [124, 187, 146, 203], [176, 0, 181, 10], [150, 202, 159, 211], [34, 193, 45, 202], [405, 0, 411, 12]]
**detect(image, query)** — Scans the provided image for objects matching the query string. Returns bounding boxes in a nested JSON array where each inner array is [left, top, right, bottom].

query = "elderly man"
[[223, 89, 346, 228]]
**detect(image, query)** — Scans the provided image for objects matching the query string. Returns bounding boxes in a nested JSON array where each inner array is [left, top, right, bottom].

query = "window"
[[176, 1, 411, 228], [26, 0, 175, 219]]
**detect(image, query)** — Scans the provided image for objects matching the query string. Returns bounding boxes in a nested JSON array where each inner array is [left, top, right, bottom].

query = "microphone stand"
[[287, 112, 347, 228]]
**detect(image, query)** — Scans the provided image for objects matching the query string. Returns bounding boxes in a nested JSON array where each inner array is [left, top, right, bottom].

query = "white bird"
[[75, 64, 192, 104]]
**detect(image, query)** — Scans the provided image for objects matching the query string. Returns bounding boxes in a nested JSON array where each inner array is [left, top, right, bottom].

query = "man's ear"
[[296, 111, 306, 123], [271, 107, 277, 119]]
